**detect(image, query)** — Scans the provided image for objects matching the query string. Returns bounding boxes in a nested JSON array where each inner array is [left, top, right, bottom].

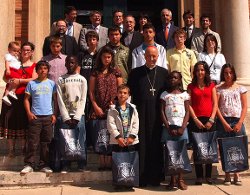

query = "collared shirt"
[[42, 53, 67, 83], [167, 47, 197, 90], [186, 25, 194, 38], [124, 31, 134, 46], [92, 25, 100, 34]]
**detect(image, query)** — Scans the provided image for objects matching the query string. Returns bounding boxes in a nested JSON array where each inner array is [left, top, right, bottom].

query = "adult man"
[[79, 10, 109, 51], [182, 10, 200, 49], [191, 14, 221, 55], [167, 29, 197, 90], [132, 23, 167, 70], [113, 10, 124, 33], [43, 19, 78, 56], [128, 46, 169, 187], [50, 6, 82, 43], [106, 26, 129, 83], [155, 8, 178, 50]]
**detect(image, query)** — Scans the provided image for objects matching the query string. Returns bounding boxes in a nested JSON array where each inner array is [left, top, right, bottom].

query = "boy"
[[57, 55, 87, 172], [21, 60, 57, 174], [107, 84, 139, 190]]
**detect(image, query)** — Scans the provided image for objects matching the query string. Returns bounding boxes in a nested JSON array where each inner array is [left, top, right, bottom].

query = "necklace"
[[145, 66, 157, 96]]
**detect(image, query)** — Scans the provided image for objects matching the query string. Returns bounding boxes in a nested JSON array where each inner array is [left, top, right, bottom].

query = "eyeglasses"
[[22, 49, 32, 53]]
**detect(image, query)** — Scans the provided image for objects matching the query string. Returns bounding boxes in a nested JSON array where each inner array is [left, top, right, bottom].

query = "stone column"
[[0, 0, 15, 87], [220, 0, 250, 106], [28, 0, 51, 62]]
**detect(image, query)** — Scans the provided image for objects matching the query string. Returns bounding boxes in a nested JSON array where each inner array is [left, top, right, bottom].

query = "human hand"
[[27, 112, 37, 121], [5, 69, 11, 76], [169, 129, 178, 136], [177, 128, 184, 136], [117, 137, 126, 147], [233, 122, 242, 133], [194, 119, 205, 129], [126, 137, 135, 145], [223, 123, 233, 132], [94, 106, 105, 117], [51, 114, 56, 124], [205, 121, 213, 130]]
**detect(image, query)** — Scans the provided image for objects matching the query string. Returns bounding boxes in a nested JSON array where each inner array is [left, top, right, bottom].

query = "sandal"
[[178, 179, 188, 190]]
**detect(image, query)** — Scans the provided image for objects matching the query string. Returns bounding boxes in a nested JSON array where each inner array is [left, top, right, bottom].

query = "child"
[[57, 55, 87, 173], [160, 71, 190, 190], [107, 84, 139, 190], [216, 64, 247, 186], [89, 46, 123, 170], [20, 60, 57, 174], [2, 41, 21, 106], [187, 61, 217, 185]]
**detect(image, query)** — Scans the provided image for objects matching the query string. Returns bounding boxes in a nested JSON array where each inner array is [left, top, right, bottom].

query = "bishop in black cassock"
[[127, 46, 169, 186]]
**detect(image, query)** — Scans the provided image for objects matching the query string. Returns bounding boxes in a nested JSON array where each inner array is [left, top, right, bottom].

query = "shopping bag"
[[192, 131, 218, 164], [59, 128, 86, 161], [93, 120, 112, 154], [112, 151, 139, 187], [218, 135, 249, 172], [165, 140, 192, 175]]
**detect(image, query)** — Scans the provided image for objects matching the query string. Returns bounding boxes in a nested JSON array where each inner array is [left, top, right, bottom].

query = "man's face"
[[145, 47, 158, 68], [184, 15, 194, 27], [161, 10, 172, 25], [90, 13, 102, 26], [50, 42, 62, 55], [201, 17, 211, 29], [143, 28, 155, 42], [113, 12, 124, 25], [56, 21, 67, 35], [174, 33, 186, 47], [124, 16, 135, 32], [108, 30, 121, 46], [66, 10, 77, 23]]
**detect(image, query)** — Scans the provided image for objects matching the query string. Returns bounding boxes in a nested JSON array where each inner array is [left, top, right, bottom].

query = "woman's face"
[[101, 52, 112, 68], [206, 38, 216, 51], [196, 64, 206, 80], [139, 17, 148, 26], [21, 45, 33, 60], [223, 67, 234, 83]]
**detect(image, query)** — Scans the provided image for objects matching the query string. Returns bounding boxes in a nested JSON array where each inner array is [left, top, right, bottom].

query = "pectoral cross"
[[150, 88, 156, 96]]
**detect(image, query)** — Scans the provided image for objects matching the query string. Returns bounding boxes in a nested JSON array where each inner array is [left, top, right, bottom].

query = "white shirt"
[[5, 53, 21, 69]]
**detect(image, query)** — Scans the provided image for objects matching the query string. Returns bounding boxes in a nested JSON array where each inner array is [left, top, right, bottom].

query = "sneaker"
[[223, 178, 231, 186], [20, 165, 33, 174], [41, 167, 53, 173], [2, 96, 11, 106], [8, 91, 18, 100]]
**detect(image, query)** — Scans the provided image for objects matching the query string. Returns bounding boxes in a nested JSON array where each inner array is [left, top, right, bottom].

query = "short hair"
[[161, 8, 172, 17], [65, 55, 79, 66], [64, 6, 77, 15], [183, 10, 194, 19], [21, 42, 35, 51], [139, 12, 151, 22], [56, 19, 67, 27], [203, 34, 218, 53], [49, 36, 62, 46], [172, 28, 186, 39], [112, 9, 124, 17], [85, 30, 99, 41], [200, 14, 211, 23], [108, 26, 122, 35], [35, 60, 50, 72], [142, 23, 155, 32], [192, 61, 211, 86], [167, 71, 183, 92], [117, 84, 130, 94], [125, 15, 135, 22], [8, 41, 20, 49], [220, 63, 237, 82], [90, 10, 102, 17]]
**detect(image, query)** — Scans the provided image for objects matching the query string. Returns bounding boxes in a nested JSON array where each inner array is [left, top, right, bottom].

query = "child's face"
[[223, 67, 234, 83], [87, 37, 98, 48], [169, 73, 181, 88], [65, 57, 78, 74], [117, 88, 129, 103], [37, 65, 49, 79], [9, 45, 20, 58], [101, 52, 112, 68], [50, 42, 62, 55], [195, 64, 206, 80]]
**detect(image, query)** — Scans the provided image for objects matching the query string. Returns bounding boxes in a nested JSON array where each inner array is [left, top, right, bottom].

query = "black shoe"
[[195, 178, 203, 185], [206, 177, 213, 185]]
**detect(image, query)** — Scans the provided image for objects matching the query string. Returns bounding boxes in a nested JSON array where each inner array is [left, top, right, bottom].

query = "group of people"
[[0, 5, 247, 191]]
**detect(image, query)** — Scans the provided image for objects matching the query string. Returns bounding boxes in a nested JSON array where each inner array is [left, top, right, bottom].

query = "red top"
[[188, 82, 215, 117], [15, 63, 36, 94]]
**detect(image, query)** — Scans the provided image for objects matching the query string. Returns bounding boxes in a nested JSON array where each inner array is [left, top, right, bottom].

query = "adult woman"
[[187, 61, 217, 185], [0, 42, 37, 157], [216, 64, 247, 186], [198, 34, 226, 84], [138, 13, 151, 34]]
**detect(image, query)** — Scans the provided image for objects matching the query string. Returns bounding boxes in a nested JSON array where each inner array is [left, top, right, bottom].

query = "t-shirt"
[[118, 106, 131, 138], [5, 53, 21, 69], [25, 79, 56, 115], [160, 91, 189, 127]]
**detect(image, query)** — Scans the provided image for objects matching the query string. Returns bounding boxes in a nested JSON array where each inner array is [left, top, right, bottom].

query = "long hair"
[[220, 63, 237, 82], [203, 34, 218, 53], [192, 61, 211, 86], [95, 46, 115, 72], [167, 71, 184, 93]]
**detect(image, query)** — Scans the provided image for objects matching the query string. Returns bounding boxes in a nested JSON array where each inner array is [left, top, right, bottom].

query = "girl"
[[89, 46, 123, 170], [160, 71, 190, 190], [216, 64, 247, 186], [138, 13, 150, 34], [198, 34, 226, 84], [187, 61, 217, 185]]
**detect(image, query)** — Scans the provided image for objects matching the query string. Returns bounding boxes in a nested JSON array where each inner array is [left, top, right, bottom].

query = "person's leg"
[[178, 172, 188, 190], [99, 154, 105, 170], [233, 172, 242, 185], [194, 164, 203, 184], [7, 139, 15, 157], [167, 175, 177, 190]]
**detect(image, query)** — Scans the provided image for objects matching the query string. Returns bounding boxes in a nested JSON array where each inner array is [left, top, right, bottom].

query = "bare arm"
[[24, 93, 37, 121], [160, 100, 169, 128], [234, 91, 247, 132], [178, 100, 190, 135], [205, 87, 218, 130], [5, 60, 11, 75], [51, 92, 58, 124]]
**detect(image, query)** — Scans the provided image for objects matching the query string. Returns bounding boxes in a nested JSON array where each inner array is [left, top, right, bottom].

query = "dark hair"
[[167, 71, 183, 92], [95, 46, 115, 72], [35, 60, 50, 72], [139, 12, 151, 22], [21, 42, 35, 51], [56, 19, 67, 27], [108, 26, 122, 35], [203, 34, 218, 53], [117, 84, 130, 94], [65, 55, 78, 65], [220, 63, 237, 82], [90, 10, 102, 17], [172, 28, 187, 39], [142, 23, 155, 32], [183, 10, 194, 19], [192, 61, 211, 86], [200, 14, 211, 23], [64, 6, 77, 15], [85, 30, 99, 41], [112, 9, 124, 17]]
